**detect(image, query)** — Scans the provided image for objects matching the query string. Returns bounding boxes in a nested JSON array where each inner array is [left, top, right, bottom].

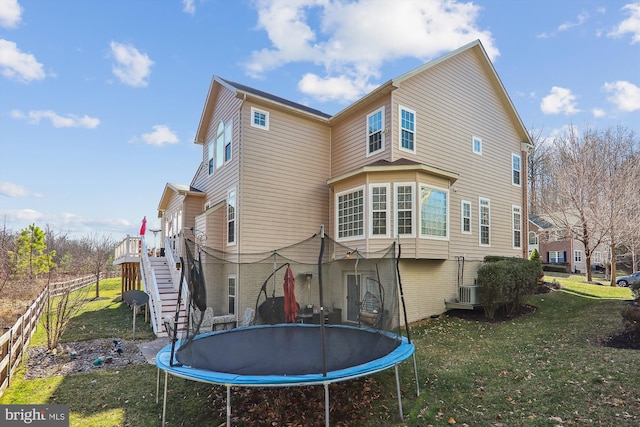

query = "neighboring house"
[[126, 40, 531, 330], [528, 215, 604, 273]]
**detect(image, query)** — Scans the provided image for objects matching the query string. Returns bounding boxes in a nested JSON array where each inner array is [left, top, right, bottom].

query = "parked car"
[[616, 272, 640, 287]]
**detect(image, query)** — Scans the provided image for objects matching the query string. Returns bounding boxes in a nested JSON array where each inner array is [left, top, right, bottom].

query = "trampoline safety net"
[[171, 230, 405, 376]]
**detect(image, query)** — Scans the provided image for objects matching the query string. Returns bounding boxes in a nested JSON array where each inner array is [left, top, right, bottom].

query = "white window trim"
[[366, 107, 385, 157], [250, 106, 269, 130], [419, 184, 449, 240], [227, 188, 237, 246], [335, 185, 366, 242], [228, 275, 236, 316], [512, 205, 522, 249], [398, 105, 416, 154], [394, 182, 416, 238], [512, 152, 521, 187], [461, 200, 472, 234], [224, 121, 233, 164], [574, 250, 582, 263], [207, 139, 214, 175], [479, 197, 490, 247], [369, 183, 390, 238], [472, 136, 482, 155]]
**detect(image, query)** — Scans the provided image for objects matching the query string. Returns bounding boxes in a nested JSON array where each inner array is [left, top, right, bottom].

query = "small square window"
[[473, 136, 482, 155], [251, 107, 269, 130]]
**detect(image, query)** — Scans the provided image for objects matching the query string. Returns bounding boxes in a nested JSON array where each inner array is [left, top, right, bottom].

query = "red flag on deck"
[[139, 216, 147, 236]]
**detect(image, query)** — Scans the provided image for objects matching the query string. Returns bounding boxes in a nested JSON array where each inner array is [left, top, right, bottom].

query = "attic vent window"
[[251, 107, 269, 130]]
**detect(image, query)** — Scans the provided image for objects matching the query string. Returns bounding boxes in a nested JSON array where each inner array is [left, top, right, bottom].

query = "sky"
[[1, 0, 639, 242]]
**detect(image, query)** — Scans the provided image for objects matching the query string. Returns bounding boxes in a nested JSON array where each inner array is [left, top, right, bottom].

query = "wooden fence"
[[0, 274, 103, 397]]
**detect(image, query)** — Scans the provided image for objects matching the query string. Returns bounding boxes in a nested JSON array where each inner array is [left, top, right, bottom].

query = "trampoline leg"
[[324, 383, 330, 427], [395, 364, 404, 421], [156, 368, 160, 404], [226, 385, 231, 427], [412, 353, 420, 397], [162, 371, 169, 426]]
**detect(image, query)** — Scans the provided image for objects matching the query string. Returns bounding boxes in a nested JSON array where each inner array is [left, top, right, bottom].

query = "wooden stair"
[[148, 257, 187, 338]]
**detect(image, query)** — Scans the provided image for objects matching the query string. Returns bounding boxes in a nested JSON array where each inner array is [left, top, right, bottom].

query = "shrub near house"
[[477, 256, 539, 320]]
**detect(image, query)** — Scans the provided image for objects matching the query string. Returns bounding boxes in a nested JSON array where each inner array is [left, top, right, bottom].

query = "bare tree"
[[541, 126, 640, 283], [527, 127, 554, 214], [593, 127, 640, 284], [81, 233, 117, 299], [541, 126, 608, 282]]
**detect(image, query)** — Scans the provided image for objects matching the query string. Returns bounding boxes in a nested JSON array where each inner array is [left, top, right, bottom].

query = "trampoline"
[[156, 228, 419, 426]]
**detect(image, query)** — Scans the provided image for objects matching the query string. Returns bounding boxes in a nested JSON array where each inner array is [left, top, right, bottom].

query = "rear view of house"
[[114, 40, 531, 335]]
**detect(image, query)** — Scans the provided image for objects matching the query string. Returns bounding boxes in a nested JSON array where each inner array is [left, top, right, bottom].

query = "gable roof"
[[157, 182, 204, 215], [331, 39, 531, 145]]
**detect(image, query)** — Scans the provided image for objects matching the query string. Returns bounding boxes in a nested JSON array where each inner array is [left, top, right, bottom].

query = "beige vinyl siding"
[[238, 101, 331, 252], [331, 97, 392, 177], [391, 46, 523, 260]]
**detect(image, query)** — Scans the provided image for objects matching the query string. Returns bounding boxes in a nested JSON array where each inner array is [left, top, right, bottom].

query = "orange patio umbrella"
[[283, 266, 298, 323]]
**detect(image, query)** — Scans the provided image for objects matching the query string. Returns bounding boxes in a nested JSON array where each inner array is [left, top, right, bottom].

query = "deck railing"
[[139, 238, 164, 336], [114, 235, 143, 263]]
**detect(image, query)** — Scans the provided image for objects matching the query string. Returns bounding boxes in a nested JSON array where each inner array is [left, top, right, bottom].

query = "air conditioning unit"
[[459, 285, 480, 305]]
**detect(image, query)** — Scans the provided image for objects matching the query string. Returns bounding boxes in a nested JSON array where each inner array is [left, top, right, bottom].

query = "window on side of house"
[[366, 107, 384, 156], [420, 185, 448, 239], [227, 189, 236, 245], [512, 153, 521, 186], [549, 251, 565, 263], [395, 183, 415, 237], [208, 141, 214, 174], [472, 136, 482, 155], [399, 105, 416, 153], [574, 250, 582, 263], [461, 200, 471, 234], [216, 121, 225, 170], [251, 107, 269, 130], [369, 184, 389, 238], [512, 205, 522, 249], [593, 251, 602, 264], [479, 197, 490, 246], [224, 121, 233, 163], [228, 275, 236, 315], [337, 187, 365, 240], [528, 231, 538, 245]]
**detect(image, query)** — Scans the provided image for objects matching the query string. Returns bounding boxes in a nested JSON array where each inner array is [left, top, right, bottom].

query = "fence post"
[[7, 329, 12, 387]]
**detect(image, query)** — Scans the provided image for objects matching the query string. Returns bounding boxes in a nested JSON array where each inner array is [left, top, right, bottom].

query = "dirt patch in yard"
[[24, 338, 148, 380]]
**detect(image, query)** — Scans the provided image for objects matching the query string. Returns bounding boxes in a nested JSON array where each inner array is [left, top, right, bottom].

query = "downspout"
[[521, 142, 532, 259]]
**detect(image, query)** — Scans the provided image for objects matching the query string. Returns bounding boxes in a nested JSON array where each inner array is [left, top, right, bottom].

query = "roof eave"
[[327, 163, 459, 186]]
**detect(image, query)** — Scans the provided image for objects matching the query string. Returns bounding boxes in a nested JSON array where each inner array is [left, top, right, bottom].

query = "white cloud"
[[0, 39, 46, 82], [140, 125, 179, 146], [557, 12, 589, 32], [608, 2, 640, 43], [592, 108, 607, 118], [109, 41, 154, 87], [0, 208, 133, 235], [11, 109, 100, 128], [246, 0, 498, 103], [0, 0, 22, 28], [182, 0, 195, 15], [603, 80, 640, 112], [0, 182, 43, 198], [540, 87, 581, 115]]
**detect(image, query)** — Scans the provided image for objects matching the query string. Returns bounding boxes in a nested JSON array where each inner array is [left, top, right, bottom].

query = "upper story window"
[[472, 136, 482, 155], [395, 183, 415, 237], [337, 187, 364, 240], [366, 107, 384, 156], [528, 231, 538, 245], [399, 106, 416, 153], [574, 250, 582, 263], [210, 120, 233, 174], [251, 107, 269, 130], [512, 153, 521, 186], [512, 205, 522, 249], [224, 122, 233, 162], [227, 189, 236, 245], [420, 185, 448, 239], [593, 251, 602, 264], [461, 200, 471, 234], [479, 197, 490, 246], [370, 184, 390, 238]]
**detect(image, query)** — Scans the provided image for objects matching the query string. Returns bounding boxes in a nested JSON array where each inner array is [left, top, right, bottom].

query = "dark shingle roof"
[[219, 77, 332, 119]]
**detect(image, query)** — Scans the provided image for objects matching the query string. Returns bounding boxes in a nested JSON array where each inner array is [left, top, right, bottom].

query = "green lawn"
[[2, 277, 638, 426]]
